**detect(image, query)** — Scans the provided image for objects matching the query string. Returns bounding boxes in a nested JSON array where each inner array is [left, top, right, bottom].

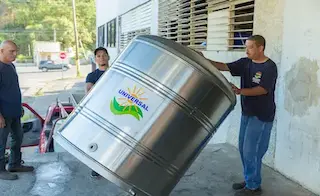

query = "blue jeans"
[[0, 117, 23, 170], [239, 115, 273, 189]]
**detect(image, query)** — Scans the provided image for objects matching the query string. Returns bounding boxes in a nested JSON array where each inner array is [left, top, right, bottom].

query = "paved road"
[[17, 65, 91, 95]]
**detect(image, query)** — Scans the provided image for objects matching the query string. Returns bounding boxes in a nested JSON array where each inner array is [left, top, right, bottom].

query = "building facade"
[[33, 41, 61, 66], [96, 0, 320, 194]]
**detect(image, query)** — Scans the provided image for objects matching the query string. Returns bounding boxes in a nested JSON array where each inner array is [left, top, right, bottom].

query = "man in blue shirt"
[[0, 40, 34, 180], [85, 47, 109, 178], [205, 35, 277, 196], [85, 47, 109, 93]]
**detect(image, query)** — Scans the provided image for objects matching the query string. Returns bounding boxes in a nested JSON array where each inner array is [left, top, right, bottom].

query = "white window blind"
[[120, 1, 152, 51], [158, 0, 179, 41], [159, 0, 208, 50], [207, 0, 255, 50]]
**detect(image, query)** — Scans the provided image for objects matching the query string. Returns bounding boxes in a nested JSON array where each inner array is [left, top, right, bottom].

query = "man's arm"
[[208, 56, 247, 76], [192, 49, 230, 71], [85, 72, 94, 94], [207, 59, 230, 71], [0, 74, 4, 128], [240, 86, 268, 96], [0, 112, 5, 128], [86, 83, 94, 94], [232, 84, 268, 96]]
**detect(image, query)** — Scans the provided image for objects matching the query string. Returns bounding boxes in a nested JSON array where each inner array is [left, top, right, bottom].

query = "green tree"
[[1, 0, 96, 56]]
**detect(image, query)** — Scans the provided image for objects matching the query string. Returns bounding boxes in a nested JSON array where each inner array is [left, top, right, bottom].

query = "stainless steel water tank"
[[54, 35, 236, 196]]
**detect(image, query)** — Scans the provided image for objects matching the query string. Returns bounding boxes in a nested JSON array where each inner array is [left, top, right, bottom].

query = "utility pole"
[[53, 28, 56, 42], [72, 0, 81, 77], [79, 39, 88, 60]]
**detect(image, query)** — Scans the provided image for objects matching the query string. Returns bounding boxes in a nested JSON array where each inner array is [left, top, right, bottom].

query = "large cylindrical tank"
[[54, 35, 236, 196]]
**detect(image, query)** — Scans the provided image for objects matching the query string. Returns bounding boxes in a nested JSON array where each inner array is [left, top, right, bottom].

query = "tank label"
[[109, 78, 162, 121]]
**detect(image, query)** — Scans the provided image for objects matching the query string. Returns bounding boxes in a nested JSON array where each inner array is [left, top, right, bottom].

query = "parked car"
[[39, 60, 71, 72]]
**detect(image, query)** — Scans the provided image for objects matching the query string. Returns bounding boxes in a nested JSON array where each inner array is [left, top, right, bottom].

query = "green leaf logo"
[[110, 97, 143, 120]]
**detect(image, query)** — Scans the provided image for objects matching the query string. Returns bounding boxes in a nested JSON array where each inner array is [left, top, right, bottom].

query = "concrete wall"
[[275, 0, 320, 194]]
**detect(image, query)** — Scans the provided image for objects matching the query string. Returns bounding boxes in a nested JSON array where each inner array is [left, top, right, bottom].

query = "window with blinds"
[[207, 0, 255, 50], [97, 25, 105, 47], [158, 0, 208, 50]]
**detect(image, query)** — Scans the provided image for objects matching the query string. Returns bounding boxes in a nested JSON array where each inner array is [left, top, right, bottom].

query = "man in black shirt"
[[85, 47, 109, 93], [0, 40, 34, 181], [85, 47, 109, 178], [206, 35, 277, 195]]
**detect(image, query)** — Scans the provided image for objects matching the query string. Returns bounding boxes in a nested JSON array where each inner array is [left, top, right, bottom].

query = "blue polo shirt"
[[227, 57, 278, 122], [85, 69, 105, 84], [0, 61, 22, 118]]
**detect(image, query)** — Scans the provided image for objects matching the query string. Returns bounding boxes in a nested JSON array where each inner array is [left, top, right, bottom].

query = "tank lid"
[[134, 35, 236, 104]]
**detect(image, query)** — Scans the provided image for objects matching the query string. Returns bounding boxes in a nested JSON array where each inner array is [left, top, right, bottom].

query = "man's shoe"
[[90, 170, 100, 178], [232, 181, 246, 190], [234, 187, 262, 196], [0, 171, 18, 180], [8, 165, 34, 172]]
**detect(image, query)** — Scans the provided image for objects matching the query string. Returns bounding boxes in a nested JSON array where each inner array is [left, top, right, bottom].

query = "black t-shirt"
[[0, 61, 22, 118], [227, 57, 278, 122], [85, 69, 105, 84]]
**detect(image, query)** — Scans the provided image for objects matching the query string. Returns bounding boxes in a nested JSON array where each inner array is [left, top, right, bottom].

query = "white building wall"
[[96, 0, 154, 63], [275, 0, 320, 194], [150, 0, 159, 35]]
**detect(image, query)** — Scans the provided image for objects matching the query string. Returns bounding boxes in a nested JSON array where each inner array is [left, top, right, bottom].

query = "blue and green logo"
[[110, 86, 149, 121]]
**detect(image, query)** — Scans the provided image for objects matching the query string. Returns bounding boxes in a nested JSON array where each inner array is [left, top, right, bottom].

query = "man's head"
[[94, 47, 109, 67], [245, 35, 266, 60], [0, 40, 18, 64]]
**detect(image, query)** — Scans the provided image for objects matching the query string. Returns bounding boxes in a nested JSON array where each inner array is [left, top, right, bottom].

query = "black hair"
[[94, 47, 109, 56], [247, 35, 266, 51]]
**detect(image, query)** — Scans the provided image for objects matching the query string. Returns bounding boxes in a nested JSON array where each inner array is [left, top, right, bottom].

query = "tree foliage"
[[0, 0, 96, 56]]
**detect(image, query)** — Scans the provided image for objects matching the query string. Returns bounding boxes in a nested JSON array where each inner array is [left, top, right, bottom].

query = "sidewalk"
[[0, 144, 316, 196]]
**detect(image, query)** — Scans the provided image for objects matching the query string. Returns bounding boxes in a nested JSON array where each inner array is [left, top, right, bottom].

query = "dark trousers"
[[0, 117, 23, 170]]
